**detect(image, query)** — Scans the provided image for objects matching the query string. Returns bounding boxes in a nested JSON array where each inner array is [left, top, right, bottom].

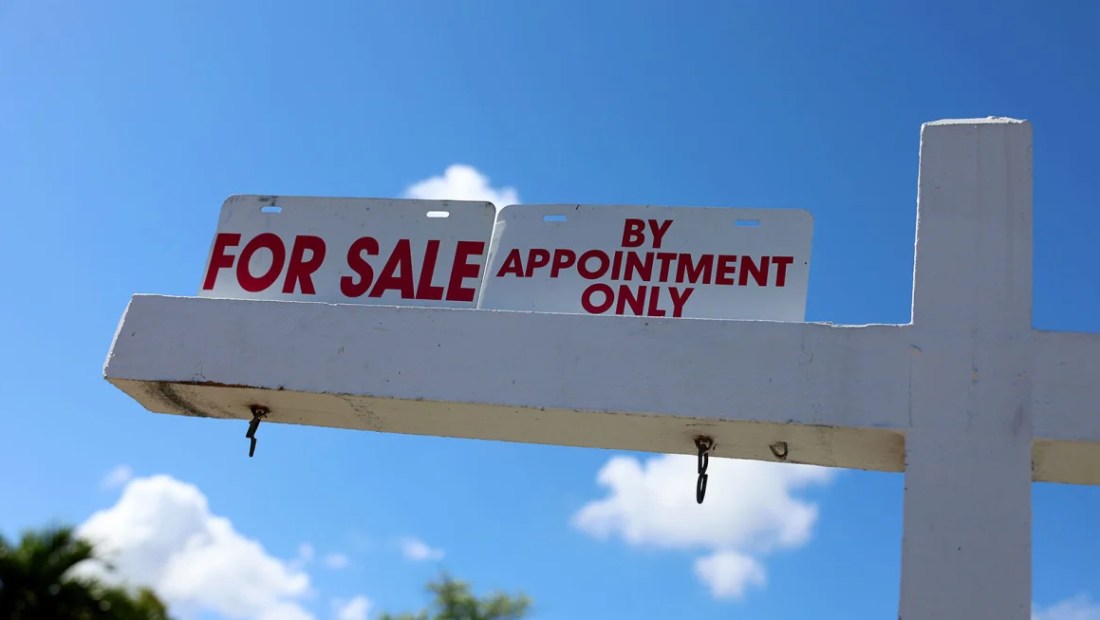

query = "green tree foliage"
[[0, 526, 171, 620], [380, 575, 531, 620]]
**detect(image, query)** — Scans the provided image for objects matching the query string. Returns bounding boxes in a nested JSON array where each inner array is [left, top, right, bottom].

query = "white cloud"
[[1034, 594, 1100, 620], [403, 164, 519, 209], [693, 550, 766, 600], [77, 475, 314, 620], [400, 537, 445, 562], [323, 553, 350, 569], [334, 596, 372, 620], [298, 543, 315, 564], [100, 465, 134, 490], [573, 455, 834, 600]]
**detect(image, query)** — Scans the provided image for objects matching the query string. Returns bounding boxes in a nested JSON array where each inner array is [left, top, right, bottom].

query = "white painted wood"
[[1031, 329, 1100, 485], [103, 118, 1100, 618], [1032, 330, 1100, 443], [106, 296, 909, 471], [900, 119, 1034, 620]]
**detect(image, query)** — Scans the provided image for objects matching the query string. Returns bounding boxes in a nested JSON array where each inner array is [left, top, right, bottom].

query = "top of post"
[[911, 115, 1033, 333], [924, 117, 1028, 127]]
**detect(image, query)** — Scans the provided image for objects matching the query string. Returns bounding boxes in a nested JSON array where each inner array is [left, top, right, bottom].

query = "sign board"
[[199, 195, 496, 308], [478, 204, 813, 320]]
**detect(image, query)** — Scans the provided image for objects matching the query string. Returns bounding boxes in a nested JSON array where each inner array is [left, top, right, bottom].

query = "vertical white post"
[[900, 119, 1034, 618]]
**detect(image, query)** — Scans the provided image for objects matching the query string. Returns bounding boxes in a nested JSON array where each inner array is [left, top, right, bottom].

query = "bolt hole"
[[261, 205, 282, 214], [769, 441, 789, 460], [736, 219, 760, 228], [544, 215, 567, 222], [426, 211, 450, 218]]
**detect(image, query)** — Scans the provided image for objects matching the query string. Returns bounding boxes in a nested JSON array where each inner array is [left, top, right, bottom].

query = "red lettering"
[[675, 253, 712, 284], [623, 252, 653, 281], [739, 256, 769, 286], [647, 219, 672, 249], [445, 241, 484, 302], [621, 219, 646, 248], [237, 233, 285, 293], [525, 249, 551, 277], [496, 249, 525, 278], [644, 286, 666, 317], [203, 233, 240, 290], [616, 285, 645, 316], [773, 256, 794, 287], [416, 240, 445, 300], [716, 255, 737, 286], [669, 287, 693, 318], [655, 252, 676, 282], [578, 250, 610, 279], [340, 236, 379, 297], [282, 235, 326, 294], [551, 249, 576, 278], [581, 283, 614, 314], [370, 239, 415, 298], [611, 250, 624, 280]]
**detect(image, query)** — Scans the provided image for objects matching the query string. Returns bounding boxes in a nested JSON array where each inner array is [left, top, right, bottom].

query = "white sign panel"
[[199, 195, 496, 308], [478, 204, 813, 321]]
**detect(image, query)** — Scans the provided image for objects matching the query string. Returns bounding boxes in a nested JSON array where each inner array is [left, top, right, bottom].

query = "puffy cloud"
[[403, 164, 519, 209], [334, 596, 372, 620], [78, 475, 313, 620], [1034, 594, 1100, 620], [100, 465, 134, 489], [400, 537, 445, 562], [322, 553, 350, 569], [693, 550, 766, 600], [573, 455, 834, 600]]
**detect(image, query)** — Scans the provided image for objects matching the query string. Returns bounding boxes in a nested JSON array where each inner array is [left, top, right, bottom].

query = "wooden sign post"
[[104, 118, 1099, 619]]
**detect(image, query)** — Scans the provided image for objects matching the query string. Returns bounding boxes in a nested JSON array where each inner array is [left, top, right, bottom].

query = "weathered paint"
[[899, 118, 1034, 620], [106, 296, 909, 471], [104, 118, 1100, 618]]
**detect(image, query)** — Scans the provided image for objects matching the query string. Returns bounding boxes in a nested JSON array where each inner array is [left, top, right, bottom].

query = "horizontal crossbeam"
[[1031, 329, 1100, 484], [103, 119, 1099, 619], [105, 294, 1100, 484], [106, 294, 911, 472]]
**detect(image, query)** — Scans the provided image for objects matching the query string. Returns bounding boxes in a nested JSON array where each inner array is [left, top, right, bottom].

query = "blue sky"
[[2, 1, 1099, 618]]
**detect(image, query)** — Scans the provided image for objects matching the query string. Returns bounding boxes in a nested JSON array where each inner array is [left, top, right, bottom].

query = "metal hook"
[[694, 436, 714, 504], [246, 406, 268, 458]]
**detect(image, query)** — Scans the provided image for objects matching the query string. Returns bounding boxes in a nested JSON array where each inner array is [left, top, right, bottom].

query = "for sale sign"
[[199, 195, 496, 307], [477, 205, 812, 321]]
